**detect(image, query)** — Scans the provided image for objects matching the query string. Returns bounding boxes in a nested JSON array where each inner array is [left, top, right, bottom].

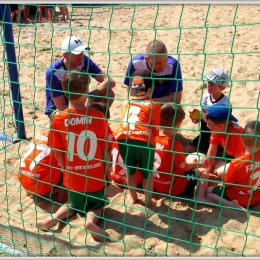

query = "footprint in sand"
[[237, 66, 247, 73]]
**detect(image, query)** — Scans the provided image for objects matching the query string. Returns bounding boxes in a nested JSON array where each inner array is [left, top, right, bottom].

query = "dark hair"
[[90, 102, 110, 119], [160, 104, 185, 127], [61, 69, 90, 100]]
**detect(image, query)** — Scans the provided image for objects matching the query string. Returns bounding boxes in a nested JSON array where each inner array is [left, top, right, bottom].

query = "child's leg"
[[85, 207, 110, 242], [127, 173, 138, 205], [117, 140, 139, 205], [38, 8, 42, 22], [43, 8, 49, 21], [195, 168, 209, 203], [47, 8, 53, 23], [206, 186, 245, 210], [142, 175, 156, 207], [65, 7, 69, 19], [37, 204, 74, 229], [140, 142, 156, 207]]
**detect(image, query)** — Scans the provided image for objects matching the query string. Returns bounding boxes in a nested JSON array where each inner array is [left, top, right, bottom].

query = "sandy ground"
[[0, 4, 259, 257]]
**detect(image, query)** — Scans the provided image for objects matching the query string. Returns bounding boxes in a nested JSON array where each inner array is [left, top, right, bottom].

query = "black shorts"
[[189, 120, 223, 154], [181, 170, 197, 195]]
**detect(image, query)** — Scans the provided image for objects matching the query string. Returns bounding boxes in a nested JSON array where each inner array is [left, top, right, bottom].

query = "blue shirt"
[[44, 55, 101, 116], [123, 54, 183, 98]]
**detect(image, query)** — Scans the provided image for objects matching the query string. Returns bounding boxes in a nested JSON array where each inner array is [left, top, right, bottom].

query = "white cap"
[[202, 68, 229, 88], [61, 35, 90, 55]]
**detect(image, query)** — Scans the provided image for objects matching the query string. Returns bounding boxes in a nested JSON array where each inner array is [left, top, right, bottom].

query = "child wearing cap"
[[185, 68, 231, 154], [45, 35, 116, 118], [207, 121, 260, 210], [204, 103, 244, 177], [38, 70, 115, 242], [116, 69, 161, 207], [153, 104, 210, 203]]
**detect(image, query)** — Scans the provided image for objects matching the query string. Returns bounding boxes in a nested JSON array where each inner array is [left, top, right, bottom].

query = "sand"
[[0, 4, 259, 257]]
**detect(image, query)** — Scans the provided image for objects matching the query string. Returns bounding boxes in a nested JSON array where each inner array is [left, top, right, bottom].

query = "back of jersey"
[[18, 131, 61, 195]]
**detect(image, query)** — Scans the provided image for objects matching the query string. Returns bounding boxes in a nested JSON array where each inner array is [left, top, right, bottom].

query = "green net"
[[0, 3, 259, 257]]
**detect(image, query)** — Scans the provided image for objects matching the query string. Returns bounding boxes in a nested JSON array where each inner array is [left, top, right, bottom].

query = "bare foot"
[[145, 197, 157, 207], [231, 200, 247, 211], [92, 231, 112, 242], [127, 193, 138, 205], [37, 217, 58, 230]]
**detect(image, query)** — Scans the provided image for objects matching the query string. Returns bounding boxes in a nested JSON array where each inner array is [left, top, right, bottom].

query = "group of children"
[[18, 67, 260, 242]]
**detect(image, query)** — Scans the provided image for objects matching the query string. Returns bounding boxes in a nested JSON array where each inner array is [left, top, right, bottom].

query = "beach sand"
[[0, 4, 259, 256]]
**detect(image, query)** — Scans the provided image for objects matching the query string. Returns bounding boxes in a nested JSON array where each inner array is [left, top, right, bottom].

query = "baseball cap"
[[61, 35, 90, 54], [205, 103, 238, 122], [129, 70, 154, 98], [202, 68, 229, 88]]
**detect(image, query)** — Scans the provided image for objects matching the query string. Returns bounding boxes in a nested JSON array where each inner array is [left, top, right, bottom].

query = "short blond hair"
[[242, 121, 260, 149], [61, 69, 90, 100], [160, 104, 185, 127]]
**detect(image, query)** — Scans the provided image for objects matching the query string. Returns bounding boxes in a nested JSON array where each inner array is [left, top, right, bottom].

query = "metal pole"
[[0, 4, 26, 140]]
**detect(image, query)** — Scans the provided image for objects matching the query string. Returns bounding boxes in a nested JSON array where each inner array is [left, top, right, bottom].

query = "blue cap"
[[205, 103, 238, 122]]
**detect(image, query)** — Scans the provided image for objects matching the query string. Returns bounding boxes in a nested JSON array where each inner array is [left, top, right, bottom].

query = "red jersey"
[[116, 98, 161, 146], [110, 141, 143, 187], [153, 135, 190, 196], [224, 150, 260, 207], [18, 131, 60, 195], [210, 122, 244, 157], [51, 108, 115, 192]]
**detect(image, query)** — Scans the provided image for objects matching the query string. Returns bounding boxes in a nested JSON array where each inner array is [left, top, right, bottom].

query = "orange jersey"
[[224, 150, 260, 207], [210, 122, 244, 157], [116, 98, 161, 146], [18, 131, 60, 195], [153, 135, 190, 196], [51, 108, 115, 193]]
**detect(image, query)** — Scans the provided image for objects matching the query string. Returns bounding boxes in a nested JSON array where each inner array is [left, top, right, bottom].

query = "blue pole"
[[0, 4, 26, 140]]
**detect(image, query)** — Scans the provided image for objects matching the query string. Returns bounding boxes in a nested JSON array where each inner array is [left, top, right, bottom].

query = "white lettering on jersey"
[[64, 117, 92, 126], [246, 162, 260, 173], [155, 143, 164, 151]]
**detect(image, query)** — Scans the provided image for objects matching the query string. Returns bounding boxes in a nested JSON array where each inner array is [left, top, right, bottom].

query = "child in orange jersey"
[[116, 69, 161, 207], [153, 104, 210, 203], [37, 70, 115, 242], [18, 131, 63, 198], [207, 121, 260, 210], [204, 103, 245, 175]]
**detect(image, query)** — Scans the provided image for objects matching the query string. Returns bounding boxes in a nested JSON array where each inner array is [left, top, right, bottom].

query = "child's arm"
[[207, 143, 218, 172], [55, 150, 66, 171]]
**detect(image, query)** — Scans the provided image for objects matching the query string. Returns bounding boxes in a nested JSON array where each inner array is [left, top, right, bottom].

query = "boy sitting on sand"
[[207, 121, 260, 210], [204, 103, 244, 176], [37, 70, 115, 242], [153, 104, 210, 203]]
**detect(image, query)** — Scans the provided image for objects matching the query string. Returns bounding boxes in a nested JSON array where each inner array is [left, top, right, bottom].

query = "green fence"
[[0, 4, 259, 257]]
